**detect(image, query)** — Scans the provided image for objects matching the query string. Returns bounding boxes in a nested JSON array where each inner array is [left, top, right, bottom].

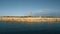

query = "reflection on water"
[[0, 22, 60, 34]]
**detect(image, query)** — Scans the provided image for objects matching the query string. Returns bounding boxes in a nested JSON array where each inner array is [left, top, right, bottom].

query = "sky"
[[0, 0, 60, 17]]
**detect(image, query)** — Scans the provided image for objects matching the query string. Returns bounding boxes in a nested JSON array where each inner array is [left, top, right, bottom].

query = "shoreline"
[[0, 17, 60, 24]]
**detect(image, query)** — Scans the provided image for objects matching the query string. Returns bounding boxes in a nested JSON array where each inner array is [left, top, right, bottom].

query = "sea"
[[0, 22, 60, 34]]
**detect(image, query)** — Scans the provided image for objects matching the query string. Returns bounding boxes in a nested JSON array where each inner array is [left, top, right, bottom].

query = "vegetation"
[[0, 16, 59, 18]]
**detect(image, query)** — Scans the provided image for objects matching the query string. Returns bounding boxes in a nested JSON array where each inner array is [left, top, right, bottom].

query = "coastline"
[[0, 17, 60, 24]]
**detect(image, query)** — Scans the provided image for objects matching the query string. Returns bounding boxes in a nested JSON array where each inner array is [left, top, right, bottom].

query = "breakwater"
[[0, 17, 60, 24]]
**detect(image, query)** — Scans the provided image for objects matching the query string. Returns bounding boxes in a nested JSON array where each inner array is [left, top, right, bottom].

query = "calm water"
[[0, 22, 60, 34]]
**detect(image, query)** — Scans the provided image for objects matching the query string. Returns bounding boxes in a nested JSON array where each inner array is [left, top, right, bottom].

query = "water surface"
[[0, 22, 60, 34]]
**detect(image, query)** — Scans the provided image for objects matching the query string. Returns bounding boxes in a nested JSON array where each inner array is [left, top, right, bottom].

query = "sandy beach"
[[0, 17, 60, 24]]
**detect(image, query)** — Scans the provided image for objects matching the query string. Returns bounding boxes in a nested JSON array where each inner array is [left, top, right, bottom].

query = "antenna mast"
[[29, 11, 32, 17]]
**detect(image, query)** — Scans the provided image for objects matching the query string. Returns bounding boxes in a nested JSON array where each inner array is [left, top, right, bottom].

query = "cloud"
[[33, 9, 60, 17]]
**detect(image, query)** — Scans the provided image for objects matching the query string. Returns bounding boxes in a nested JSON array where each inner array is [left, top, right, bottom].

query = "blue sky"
[[0, 0, 60, 16]]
